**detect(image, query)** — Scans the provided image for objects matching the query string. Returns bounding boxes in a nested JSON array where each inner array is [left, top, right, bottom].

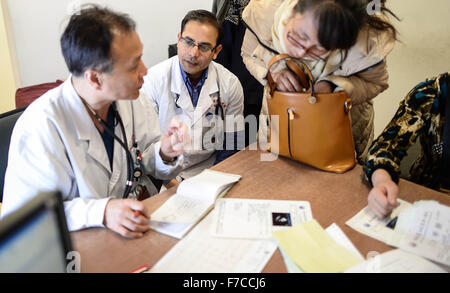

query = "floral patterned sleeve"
[[363, 77, 439, 186]]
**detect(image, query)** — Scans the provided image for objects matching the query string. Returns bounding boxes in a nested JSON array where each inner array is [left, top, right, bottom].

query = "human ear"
[[84, 69, 102, 90], [212, 44, 222, 59], [176, 32, 182, 51]]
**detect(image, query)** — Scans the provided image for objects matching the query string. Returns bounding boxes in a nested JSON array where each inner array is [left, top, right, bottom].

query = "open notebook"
[[149, 169, 241, 239]]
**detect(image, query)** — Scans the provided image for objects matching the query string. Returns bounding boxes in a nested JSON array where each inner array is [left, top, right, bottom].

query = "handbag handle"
[[267, 54, 315, 97]]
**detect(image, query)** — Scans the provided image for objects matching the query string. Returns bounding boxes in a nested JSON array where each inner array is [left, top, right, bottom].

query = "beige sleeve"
[[320, 61, 389, 105], [241, 29, 274, 86]]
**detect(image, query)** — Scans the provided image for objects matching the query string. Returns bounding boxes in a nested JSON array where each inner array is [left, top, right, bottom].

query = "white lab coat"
[[1, 78, 182, 231], [142, 56, 244, 179]]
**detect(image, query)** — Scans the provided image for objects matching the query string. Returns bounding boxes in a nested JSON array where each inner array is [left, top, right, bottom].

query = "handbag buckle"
[[287, 108, 295, 120], [344, 99, 352, 113]]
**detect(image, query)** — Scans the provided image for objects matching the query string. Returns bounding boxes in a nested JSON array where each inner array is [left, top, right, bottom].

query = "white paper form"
[[325, 223, 364, 260], [149, 211, 278, 273], [345, 249, 447, 273], [345, 199, 412, 244], [389, 201, 450, 266], [211, 198, 312, 239]]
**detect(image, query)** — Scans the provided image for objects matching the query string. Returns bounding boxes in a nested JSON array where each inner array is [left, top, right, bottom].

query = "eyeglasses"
[[179, 36, 216, 53], [287, 31, 327, 61]]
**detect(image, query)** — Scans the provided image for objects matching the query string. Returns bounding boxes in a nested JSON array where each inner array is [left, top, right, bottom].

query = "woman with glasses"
[[241, 0, 399, 162]]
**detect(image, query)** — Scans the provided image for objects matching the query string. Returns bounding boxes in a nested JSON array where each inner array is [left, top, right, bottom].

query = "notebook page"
[[178, 170, 241, 203], [150, 194, 211, 224]]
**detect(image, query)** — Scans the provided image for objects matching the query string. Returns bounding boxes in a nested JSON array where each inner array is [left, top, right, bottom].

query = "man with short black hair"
[[2, 5, 187, 239], [142, 10, 244, 181]]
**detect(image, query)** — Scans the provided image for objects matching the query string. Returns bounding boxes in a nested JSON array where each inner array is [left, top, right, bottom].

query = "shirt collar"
[[178, 61, 209, 91]]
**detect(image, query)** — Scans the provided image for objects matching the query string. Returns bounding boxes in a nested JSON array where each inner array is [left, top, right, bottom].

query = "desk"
[[71, 149, 450, 273]]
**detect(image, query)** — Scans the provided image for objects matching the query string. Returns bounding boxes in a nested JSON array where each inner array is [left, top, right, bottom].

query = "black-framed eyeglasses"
[[179, 36, 216, 53]]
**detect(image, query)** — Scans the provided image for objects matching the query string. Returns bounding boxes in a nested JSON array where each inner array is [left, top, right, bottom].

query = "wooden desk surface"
[[71, 149, 450, 273]]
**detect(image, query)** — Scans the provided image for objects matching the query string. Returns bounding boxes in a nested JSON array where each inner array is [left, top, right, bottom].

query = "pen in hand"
[[134, 209, 150, 220]]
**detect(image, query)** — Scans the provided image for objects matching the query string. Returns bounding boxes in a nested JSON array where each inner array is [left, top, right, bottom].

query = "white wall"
[[373, 0, 450, 136], [6, 0, 450, 136], [7, 0, 210, 87]]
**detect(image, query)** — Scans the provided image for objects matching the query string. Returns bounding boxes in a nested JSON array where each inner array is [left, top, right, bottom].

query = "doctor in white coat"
[[1, 6, 186, 239], [142, 10, 244, 180]]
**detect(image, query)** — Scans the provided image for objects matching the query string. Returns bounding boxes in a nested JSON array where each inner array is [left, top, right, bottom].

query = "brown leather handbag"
[[266, 54, 356, 173]]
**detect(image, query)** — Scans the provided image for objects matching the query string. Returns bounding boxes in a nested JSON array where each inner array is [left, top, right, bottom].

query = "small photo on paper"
[[272, 213, 292, 226], [385, 216, 398, 230]]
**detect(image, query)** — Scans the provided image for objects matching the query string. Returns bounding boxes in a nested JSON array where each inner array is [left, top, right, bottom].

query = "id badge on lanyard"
[[126, 137, 159, 200]]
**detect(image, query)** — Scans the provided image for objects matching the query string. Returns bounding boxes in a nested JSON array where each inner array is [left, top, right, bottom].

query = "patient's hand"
[[313, 81, 334, 94], [368, 169, 400, 218], [271, 69, 304, 92]]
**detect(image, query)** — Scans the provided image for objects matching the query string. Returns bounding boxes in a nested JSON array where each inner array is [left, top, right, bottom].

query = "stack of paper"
[[149, 211, 277, 273], [345, 199, 412, 244], [345, 249, 447, 273], [272, 220, 364, 273], [279, 223, 364, 273], [388, 200, 450, 267]]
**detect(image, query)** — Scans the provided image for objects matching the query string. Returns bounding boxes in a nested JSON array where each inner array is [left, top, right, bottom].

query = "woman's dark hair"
[[60, 4, 136, 77], [294, 0, 399, 51], [181, 9, 223, 46]]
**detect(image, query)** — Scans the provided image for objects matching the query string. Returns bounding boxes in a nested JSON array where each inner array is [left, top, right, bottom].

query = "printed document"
[[388, 200, 450, 266], [325, 223, 364, 260], [345, 199, 412, 244], [345, 249, 447, 273], [211, 198, 312, 239], [149, 169, 241, 239], [149, 211, 277, 273]]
